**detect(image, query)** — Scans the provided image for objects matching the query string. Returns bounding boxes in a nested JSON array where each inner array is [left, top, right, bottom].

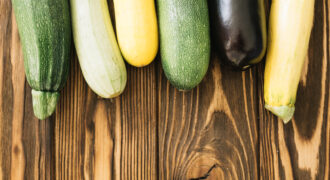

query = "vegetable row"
[[11, 0, 315, 123]]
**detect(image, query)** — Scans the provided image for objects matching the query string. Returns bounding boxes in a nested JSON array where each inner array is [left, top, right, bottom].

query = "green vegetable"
[[157, 0, 211, 90], [12, 0, 71, 119], [70, 0, 127, 98]]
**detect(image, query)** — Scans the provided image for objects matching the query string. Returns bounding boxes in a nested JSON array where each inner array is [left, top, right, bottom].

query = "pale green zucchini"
[[70, 0, 127, 98]]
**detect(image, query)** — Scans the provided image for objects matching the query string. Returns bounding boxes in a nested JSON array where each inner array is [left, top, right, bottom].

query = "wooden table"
[[0, 0, 329, 179]]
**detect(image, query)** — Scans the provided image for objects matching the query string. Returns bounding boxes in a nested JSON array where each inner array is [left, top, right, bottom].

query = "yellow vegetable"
[[264, 0, 315, 123], [113, 0, 159, 67]]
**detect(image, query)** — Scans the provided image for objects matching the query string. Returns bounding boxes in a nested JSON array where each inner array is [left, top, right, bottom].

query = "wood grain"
[[53, 45, 158, 180], [9, 12, 25, 180], [0, 0, 329, 179], [157, 57, 259, 179]]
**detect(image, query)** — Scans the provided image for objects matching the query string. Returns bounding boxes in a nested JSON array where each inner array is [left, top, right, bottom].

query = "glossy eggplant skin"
[[209, 0, 267, 70]]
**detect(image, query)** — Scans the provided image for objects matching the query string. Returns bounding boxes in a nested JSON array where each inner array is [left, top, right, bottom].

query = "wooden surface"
[[0, 0, 329, 179]]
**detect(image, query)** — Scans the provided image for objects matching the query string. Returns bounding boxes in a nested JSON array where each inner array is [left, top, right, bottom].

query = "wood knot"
[[186, 156, 222, 180], [13, 145, 20, 155]]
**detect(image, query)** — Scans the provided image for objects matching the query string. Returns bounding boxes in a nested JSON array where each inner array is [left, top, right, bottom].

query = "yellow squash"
[[113, 0, 159, 67], [264, 0, 315, 123]]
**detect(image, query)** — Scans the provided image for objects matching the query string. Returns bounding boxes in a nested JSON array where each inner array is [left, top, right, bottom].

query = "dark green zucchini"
[[208, 0, 267, 70], [12, 0, 71, 119], [157, 0, 211, 90]]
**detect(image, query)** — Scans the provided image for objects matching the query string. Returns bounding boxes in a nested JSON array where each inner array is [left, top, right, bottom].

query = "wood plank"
[[54, 54, 89, 179], [0, 1, 55, 180], [258, 0, 330, 179], [119, 64, 158, 180], [0, 1, 14, 179], [157, 57, 259, 179], [53, 36, 158, 180]]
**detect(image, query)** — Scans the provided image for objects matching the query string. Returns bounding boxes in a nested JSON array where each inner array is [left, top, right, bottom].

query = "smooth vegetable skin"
[[113, 0, 158, 67], [264, 0, 315, 123], [11, 0, 71, 120], [70, 0, 127, 98], [157, 0, 211, 90], [208, 0, 267, 70]]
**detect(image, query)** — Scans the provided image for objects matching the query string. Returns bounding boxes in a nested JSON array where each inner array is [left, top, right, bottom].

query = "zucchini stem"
[[265, 104, 295, 124], [32, 90, 59, 120]]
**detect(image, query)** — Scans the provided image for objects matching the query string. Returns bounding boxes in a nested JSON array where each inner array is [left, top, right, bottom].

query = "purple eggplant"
[[209, 0, 267, 70]]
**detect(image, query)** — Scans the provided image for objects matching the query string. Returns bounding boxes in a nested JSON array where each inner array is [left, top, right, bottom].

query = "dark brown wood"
[[0, 0, 329, 179], [157, 57, 259, 179]]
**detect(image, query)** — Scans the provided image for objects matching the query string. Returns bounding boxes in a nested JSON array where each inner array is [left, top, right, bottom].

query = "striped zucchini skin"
[[12, 0, 71, 91], [157, 0, 211, 90], [12, 0, 71, 119], [70, 0, 127, 98]]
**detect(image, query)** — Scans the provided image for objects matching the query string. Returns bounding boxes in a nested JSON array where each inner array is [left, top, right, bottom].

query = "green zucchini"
[[157, 0, 211, 90], [12, 0, 71, 119]]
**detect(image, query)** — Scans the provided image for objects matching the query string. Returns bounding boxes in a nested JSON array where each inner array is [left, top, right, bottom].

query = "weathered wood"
[[0, 0, 329, 179]]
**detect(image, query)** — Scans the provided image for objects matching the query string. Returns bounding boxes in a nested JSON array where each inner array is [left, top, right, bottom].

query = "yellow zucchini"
[[264, 0, 315, 123], [113, 0, 158, 67]]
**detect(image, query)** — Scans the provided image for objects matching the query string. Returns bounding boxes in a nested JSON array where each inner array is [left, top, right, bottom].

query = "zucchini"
[[157, 0, 210, 90], [70, 0, 127, 98], [264, 0, 315, 123], [11, 0, 71, 120], [113, 0, 158, 67], [208, 0, 267, 70]]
